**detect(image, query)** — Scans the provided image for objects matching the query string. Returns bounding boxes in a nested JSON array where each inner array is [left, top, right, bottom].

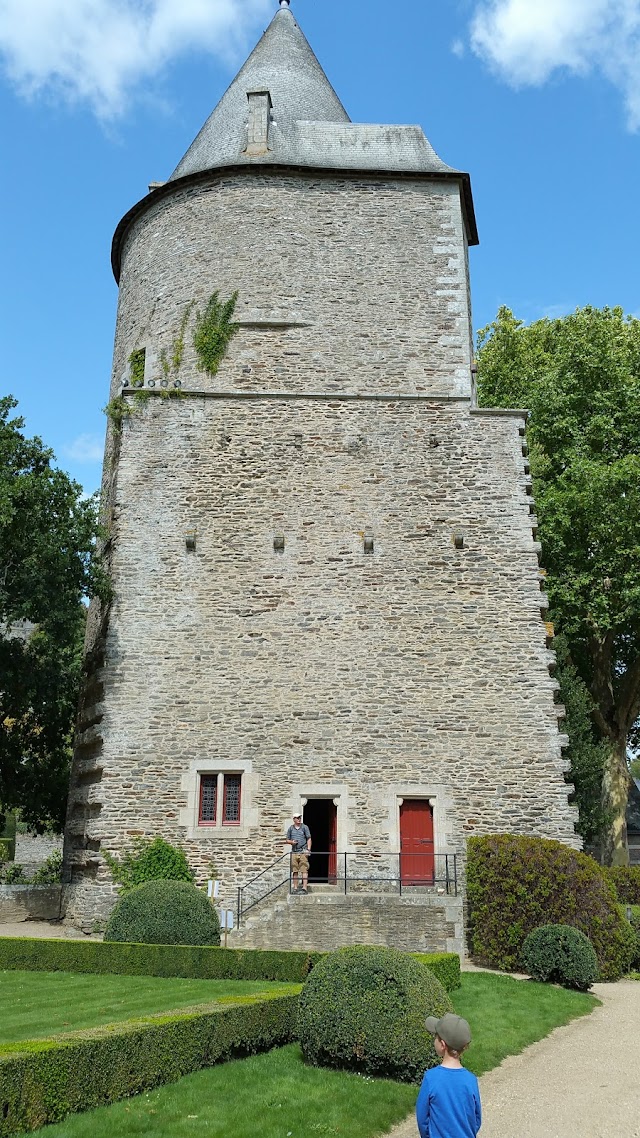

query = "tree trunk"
[[600, 736, 631, 866]]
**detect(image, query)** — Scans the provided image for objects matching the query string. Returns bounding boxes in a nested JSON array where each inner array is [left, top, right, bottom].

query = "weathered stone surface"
[[0, 886, 63, 923], [113, 172, 474, 401], [232, 891, 464, 955], [14, 833, 62, 876], [63, 115, 577, 930]]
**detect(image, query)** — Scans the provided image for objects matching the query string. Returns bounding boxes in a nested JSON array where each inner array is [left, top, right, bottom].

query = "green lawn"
[[0, 971, 299, 1043], [33, 972, 598, 1138], [452, 971, 597, 1076]]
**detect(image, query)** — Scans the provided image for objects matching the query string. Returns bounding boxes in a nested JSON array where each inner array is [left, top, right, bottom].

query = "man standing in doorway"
[[286, 811, 312, 894]]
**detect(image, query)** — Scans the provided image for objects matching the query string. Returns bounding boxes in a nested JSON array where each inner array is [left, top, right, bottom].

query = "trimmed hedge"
[[413, 952, 461, 991], [0, 993, 297, 1135], [105, 880, 220, 946], [603, 865, 640, 905], [467, 835, 634, 980], [298, 945, 452, 1083], [0, 938, 321, 981], [0, 937, 460, 990], [521, 924, 598, 991]]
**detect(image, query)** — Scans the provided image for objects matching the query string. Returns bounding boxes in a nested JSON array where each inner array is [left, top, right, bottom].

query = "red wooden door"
[[328, 803, 337, 883], [399, 800, 434, 885]]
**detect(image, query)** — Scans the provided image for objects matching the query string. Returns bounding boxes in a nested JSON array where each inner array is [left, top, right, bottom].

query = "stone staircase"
[[230, 883, 463, 954]]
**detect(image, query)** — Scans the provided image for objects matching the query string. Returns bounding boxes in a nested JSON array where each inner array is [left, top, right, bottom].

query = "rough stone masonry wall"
[[111, 170, 473, 400], [231, 893, 463, 955], [63, 167, 578, 927], [64, 393, 577, 925]]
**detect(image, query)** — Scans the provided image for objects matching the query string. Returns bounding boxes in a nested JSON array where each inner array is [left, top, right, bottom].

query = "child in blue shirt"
[[416, 1013, 481, 1138]]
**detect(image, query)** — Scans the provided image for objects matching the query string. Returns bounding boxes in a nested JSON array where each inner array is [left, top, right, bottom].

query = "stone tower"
[[63, 2, 579, 934]]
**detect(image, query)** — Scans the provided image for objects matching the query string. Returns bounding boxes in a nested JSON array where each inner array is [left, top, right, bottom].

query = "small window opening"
[[199, 775, 218, 825], [223, 774, 242, 825]]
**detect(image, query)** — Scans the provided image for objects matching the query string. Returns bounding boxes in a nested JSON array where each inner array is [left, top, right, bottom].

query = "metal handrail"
[[236, 850, 459, 928], [237, 852, 291, 927]]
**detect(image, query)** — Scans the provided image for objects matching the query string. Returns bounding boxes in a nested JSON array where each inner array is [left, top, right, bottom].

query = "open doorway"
[[303, 799, 337, 883]]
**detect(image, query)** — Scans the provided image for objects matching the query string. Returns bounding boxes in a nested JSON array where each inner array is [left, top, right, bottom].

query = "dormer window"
[[244, 90, 273, 156]]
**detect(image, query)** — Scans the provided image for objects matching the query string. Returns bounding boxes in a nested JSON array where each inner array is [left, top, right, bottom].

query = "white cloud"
[[63, 433, 104, 463], [470, 0, 640, 129], [0, 0, 272, 118]]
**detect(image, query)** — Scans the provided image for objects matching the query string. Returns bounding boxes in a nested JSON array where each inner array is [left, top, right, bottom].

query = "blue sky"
[[2, 0, 639, 494]]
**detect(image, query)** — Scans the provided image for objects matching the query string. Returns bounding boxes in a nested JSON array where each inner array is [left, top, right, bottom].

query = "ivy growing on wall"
[[193, 291, 239, 376], [160, 301, 194, 381], [129, 348, 146, 388]]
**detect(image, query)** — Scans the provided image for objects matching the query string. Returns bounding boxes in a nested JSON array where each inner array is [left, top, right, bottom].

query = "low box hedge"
[[413, 952, 461, 991], [0, 993, 297, 1135], [0, 938, 460, 990], [0, 938, 322, 982]]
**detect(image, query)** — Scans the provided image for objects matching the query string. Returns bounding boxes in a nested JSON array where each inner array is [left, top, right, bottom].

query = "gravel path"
[[386, 979, 640, 1138]]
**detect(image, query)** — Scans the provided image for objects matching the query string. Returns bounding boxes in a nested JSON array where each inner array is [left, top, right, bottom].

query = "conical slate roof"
[[112, 3, 478, 278], [169, 3, 457, 181]]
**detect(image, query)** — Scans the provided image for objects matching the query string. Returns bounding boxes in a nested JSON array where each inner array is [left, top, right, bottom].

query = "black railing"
[[236, 850, 458, 928]]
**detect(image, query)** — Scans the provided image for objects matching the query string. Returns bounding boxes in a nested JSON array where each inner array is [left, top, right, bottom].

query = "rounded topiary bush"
[[467, 835, 634, 980], [297, 945, 452, 1083], [104, 879, 221, 946], [521, 924, 598, 990]]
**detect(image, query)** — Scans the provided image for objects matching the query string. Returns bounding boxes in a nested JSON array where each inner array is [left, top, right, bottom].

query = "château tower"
[[63, 2, 579, 942]]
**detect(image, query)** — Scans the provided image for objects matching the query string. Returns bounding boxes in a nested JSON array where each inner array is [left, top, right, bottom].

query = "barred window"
[[223, 774, 242, 825], [198, 775, 218, 824]]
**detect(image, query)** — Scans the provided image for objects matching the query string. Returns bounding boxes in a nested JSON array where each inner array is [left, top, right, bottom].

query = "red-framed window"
[[198, 773, 242, 826], [198, 775, 218, 825], [222, 774, 242, 825]]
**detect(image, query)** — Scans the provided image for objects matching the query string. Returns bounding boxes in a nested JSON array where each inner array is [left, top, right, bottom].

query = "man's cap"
[[293, 812, 302, 818], [425, 1013, 471, 1051]]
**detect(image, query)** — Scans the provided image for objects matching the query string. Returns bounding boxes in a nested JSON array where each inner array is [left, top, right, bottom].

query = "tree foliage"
[[0, 396, 105, 831], [477, 307, 640, 863]]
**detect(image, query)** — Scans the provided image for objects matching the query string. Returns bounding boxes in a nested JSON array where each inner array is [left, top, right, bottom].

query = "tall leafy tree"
[[477, 306, 640, 865], [0, 396, 105, 831]]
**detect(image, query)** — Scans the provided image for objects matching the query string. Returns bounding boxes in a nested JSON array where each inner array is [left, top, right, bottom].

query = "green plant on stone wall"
[[1, 863, 27, 884], [104, 835, 194, 893], [103, 395, 133, 431], [160, 301, 195, 380], [128, 348, 146, 388], [193, 291, 239, 376]]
